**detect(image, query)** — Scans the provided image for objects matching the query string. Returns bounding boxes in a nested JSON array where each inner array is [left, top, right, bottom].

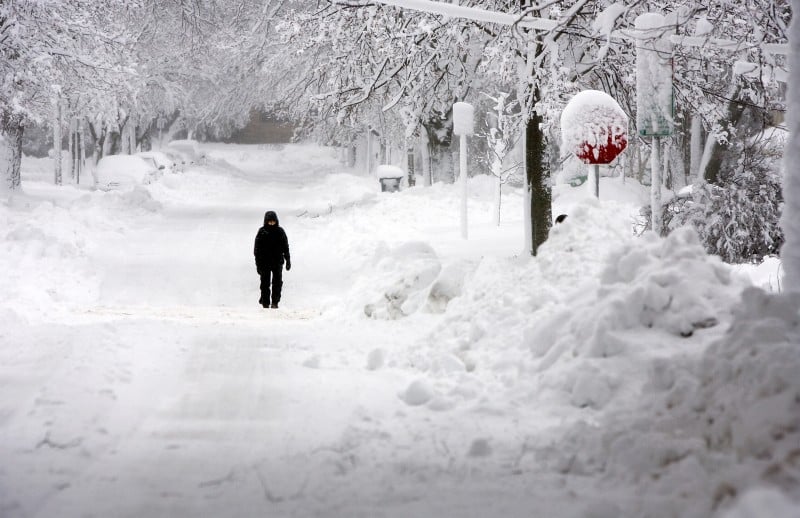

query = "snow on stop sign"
[[560, 90, 628, 165]]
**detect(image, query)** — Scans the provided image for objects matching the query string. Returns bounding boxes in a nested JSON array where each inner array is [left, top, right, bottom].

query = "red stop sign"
[[561, 90, 629, 165], [575, 131, 628, 165]]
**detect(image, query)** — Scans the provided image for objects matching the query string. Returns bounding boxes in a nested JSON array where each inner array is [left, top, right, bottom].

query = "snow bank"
[[295, 173, 376, 217], [95, 155, 159, 191], [722, 488, 800, 518], [73, 185, 163, 213], [357, 241, 442, 319], [0, 194, 101, 317], [395, 198, 797, 514], [0, 172, 167, 320]]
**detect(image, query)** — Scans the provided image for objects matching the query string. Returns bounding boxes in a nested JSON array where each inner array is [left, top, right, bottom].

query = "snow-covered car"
[[137, 151, 178, 175], [167, 139, 205, 166], [94, 155, 159, 191]]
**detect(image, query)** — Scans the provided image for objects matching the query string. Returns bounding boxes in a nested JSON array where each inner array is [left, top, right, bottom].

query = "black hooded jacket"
[[254, 211, 290, 271]]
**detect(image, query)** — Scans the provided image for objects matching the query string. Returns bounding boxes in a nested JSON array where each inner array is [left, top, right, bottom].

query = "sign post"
[[635, 12, 674, 235], [453, 102, 474, 239], [560, 90, 628, 199]]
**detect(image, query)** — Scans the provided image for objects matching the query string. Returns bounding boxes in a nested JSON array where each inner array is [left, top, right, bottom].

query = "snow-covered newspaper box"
[[376, 164, 405, 192], [453, 102, 474, 239], [560, 90, 628, 198]]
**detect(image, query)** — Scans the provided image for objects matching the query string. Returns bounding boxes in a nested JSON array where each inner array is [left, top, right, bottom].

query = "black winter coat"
[[254, 224, 290, 272]]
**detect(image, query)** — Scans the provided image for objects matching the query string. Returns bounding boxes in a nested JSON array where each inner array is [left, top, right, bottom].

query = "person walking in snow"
[[254, 210, 291, 309]]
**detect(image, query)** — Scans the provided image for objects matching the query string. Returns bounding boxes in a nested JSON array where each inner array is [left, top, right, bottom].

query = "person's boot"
[[270, 303, 279, 309]]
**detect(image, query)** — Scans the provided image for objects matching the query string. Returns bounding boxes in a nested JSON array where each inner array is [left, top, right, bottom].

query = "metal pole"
[[651, 137, 663, 234], [594, 164, 600, 198], [460, 133, 468, 239]]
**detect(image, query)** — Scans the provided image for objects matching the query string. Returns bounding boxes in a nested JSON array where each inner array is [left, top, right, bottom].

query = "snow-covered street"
[[1, 144, 798, 517]]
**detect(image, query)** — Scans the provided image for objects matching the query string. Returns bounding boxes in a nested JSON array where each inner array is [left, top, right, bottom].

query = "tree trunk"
[[420, 129, 432, 187], [53, 100, 62, 185], [158, 114, 184, 148], [0, 115, 24, 192], [129, 116, 137, 154], [452, 150, 458, 184], [102, 127, 113, 158], [525, 106, 552, 256], [348, 143, 356, 167], [121, 121, 130, 155], [689, 114, 703, 181], [701, 84, 746, 185], [651, 137, 663, 235], [89, 123, 105, 184], [494, 174, 502, 227], [73, 119, 81, 181], [74, 119, 84, 185], [68, 117, 77, 180], [365, 130, 373, 176], [406, 147, 416, 187]]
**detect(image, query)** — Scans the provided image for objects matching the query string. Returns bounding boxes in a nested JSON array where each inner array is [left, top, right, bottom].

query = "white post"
[[366, 130, 372, 176], [420, 130, 432, 186], [453, 102, 474, 240], [52, 99, 62, 185], [593, 164, 600, 198], [780, 0, 800, 293], [494, 173, 502, 227], [460, 133, 468, 239], [651, 138, 663, 234]]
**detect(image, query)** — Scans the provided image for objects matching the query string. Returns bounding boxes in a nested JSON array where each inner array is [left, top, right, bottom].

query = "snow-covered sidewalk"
[[1, 144, 797, 518]]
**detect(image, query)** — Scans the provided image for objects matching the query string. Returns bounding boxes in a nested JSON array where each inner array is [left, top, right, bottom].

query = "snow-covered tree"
[[480, 91, 523, 226], [0, 1, 151, 188]]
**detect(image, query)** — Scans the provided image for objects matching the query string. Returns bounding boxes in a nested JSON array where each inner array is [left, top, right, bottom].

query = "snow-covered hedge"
[[646, 129, 784, 264]]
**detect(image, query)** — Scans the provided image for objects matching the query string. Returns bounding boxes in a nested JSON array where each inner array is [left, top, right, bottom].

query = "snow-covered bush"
[[644, 137, 784, 264]]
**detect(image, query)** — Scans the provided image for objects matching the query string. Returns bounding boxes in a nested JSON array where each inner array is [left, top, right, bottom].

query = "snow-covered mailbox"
[[453, 102, 474, 239], [560, 90, 628, 198], [376, 164, 405, 192]]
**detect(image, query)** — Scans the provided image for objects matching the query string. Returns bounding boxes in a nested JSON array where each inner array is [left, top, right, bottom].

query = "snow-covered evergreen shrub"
[[643, 137, 783, 264]]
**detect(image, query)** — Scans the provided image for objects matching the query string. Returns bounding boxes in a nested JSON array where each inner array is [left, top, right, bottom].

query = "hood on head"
[[264, 211, 279, 225]]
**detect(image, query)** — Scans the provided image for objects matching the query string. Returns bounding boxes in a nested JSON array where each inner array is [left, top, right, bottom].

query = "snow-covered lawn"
[[1, 144, 797, 517]]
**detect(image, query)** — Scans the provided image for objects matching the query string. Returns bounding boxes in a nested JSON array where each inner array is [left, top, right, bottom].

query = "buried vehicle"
[[137, 151, 179, 175], [167, 139, 205, 166], [94, 155, 160, 191]]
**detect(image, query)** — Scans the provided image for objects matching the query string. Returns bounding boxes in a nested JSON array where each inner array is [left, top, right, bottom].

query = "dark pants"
[[259, 265, 283, 307]]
